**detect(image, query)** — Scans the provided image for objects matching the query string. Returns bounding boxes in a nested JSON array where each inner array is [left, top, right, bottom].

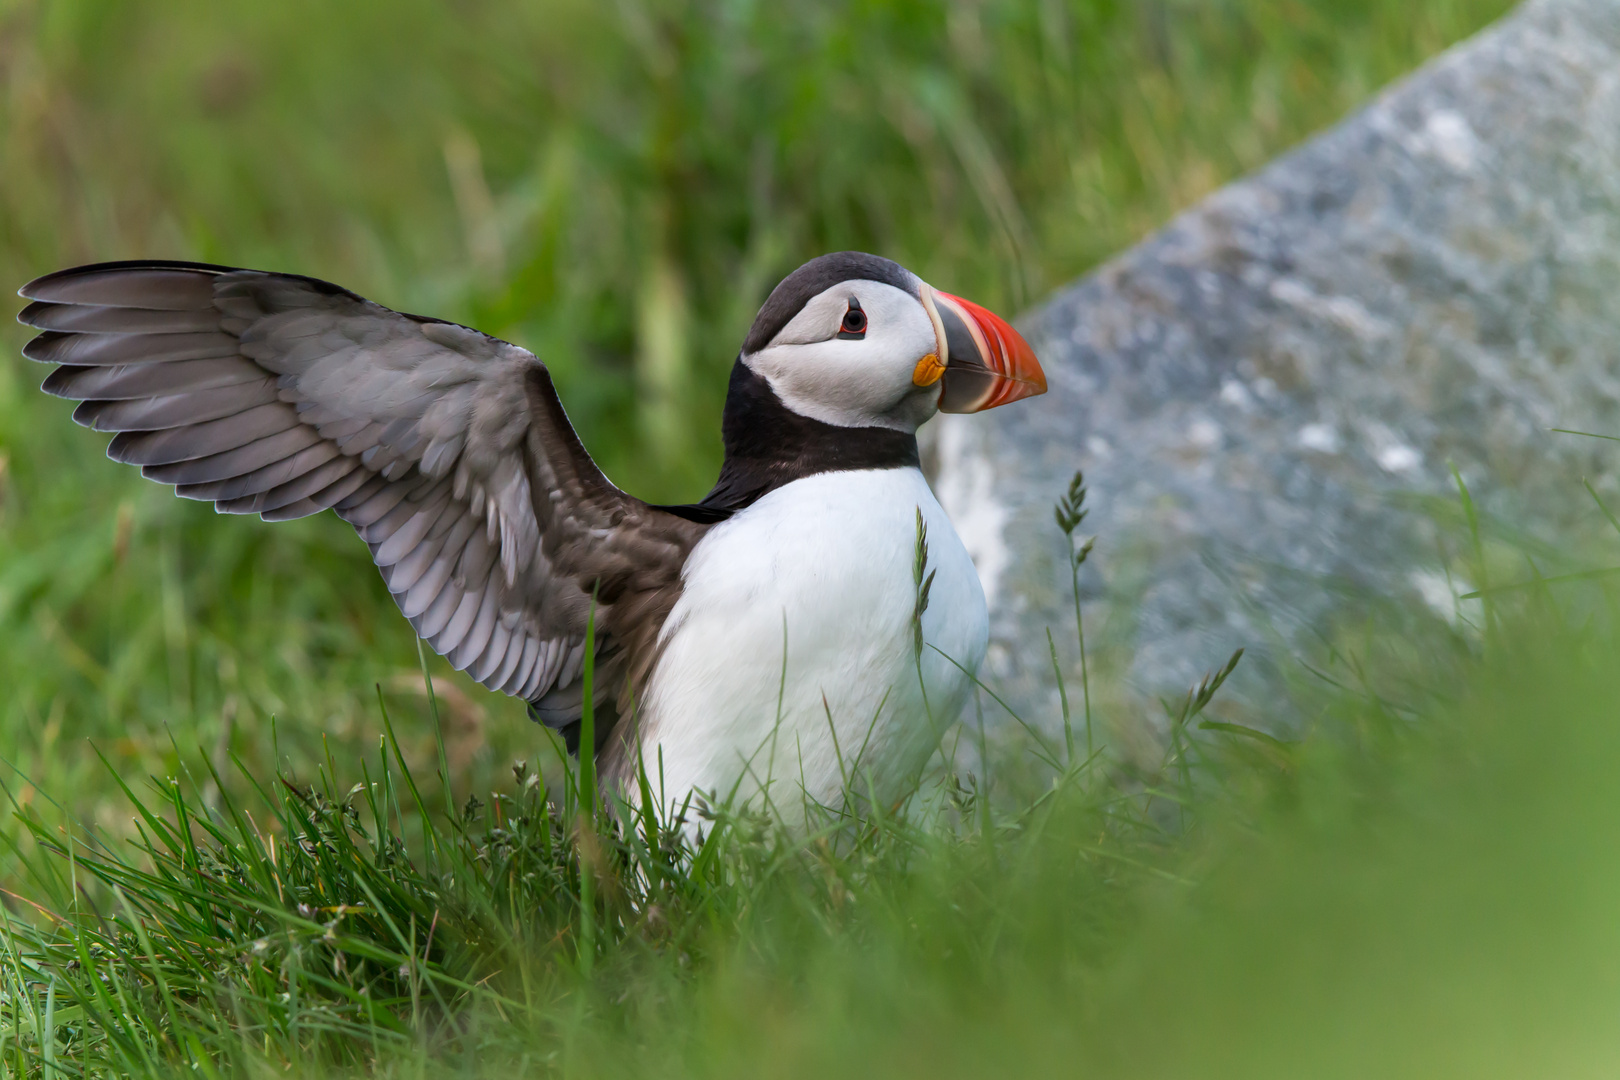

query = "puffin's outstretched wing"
[[17, 260, 699, 722]]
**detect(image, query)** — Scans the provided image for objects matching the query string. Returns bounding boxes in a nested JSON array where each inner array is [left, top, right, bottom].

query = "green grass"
[[3, 493, 1620, 1077], [0, 1, 1566, 1075]]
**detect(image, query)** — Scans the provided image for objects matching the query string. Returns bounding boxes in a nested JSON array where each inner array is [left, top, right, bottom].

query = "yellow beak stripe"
[[912, 353, 945, 387]]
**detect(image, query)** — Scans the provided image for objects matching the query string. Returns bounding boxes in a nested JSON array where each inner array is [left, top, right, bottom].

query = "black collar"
[[653, 359, 919, 523]]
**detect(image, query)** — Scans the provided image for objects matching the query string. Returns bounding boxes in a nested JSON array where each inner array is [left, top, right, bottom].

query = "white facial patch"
[[744, 280, 940, 431]]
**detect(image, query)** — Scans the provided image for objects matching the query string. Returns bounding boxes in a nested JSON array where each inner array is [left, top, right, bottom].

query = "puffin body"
[[634, 465, 987, 817], [16, 251, 1045, 820]]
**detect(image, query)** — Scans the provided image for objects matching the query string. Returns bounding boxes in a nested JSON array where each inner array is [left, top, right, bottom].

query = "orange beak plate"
[[928, 290, 1046, 413]]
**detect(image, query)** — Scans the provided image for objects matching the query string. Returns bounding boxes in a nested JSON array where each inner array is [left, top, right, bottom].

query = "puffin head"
[[738, 252, 1046, 434]]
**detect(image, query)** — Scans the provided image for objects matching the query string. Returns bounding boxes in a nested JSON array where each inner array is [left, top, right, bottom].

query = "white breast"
[[634, 467, 988, 823]]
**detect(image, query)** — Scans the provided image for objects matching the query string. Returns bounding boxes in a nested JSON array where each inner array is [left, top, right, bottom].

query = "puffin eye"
[[837, 299, 867, 339]]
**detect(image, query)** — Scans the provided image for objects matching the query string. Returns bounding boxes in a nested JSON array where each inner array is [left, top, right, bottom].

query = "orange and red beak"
[[920, 287, 1046, 413]]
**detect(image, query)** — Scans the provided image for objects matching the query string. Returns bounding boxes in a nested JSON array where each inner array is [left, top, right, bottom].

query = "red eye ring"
[[838, 300, 867, 338]]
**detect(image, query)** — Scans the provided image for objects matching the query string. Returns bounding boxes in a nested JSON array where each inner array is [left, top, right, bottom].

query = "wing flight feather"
[[17, 261, 698, 718]]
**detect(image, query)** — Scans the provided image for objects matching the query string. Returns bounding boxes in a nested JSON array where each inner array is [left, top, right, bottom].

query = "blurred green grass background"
[[0, 0, 1512, 839]]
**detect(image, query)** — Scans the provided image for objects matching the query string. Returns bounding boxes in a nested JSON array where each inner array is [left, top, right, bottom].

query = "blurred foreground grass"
[[0, 0, 1514, 847], [3, 560, 1617, 1077]]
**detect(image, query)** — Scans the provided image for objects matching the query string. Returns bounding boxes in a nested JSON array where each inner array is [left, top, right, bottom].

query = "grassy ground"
[[4, 515, 1619, 1078], [0, 0, 1567, 1075]]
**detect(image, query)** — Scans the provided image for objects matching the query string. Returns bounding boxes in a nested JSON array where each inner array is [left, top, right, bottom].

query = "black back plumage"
[[677, 361, 919, 515]]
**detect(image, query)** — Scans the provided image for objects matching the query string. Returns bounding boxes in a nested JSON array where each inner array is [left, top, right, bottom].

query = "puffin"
[[16, 252, 1045, 821]]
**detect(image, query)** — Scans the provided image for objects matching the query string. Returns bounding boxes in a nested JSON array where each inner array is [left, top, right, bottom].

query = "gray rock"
[[929, 0, 1620, 735]]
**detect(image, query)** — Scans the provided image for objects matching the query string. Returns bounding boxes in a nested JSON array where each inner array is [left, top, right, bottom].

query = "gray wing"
[[17, 260, 675, 710]]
